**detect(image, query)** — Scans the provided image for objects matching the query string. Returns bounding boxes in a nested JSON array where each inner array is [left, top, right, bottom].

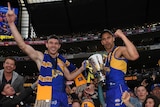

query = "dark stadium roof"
[[1, 0, 160, 36], [26, 0, 160, 36]]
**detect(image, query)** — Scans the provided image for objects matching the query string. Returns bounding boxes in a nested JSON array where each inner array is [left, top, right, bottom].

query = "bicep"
[[118, 47, 131, 60], [23, 45, 43, 62], [121, 47, 138, 60]]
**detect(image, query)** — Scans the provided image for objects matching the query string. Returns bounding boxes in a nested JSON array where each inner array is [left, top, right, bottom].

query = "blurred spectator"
[[0, 56, 25, 94], [142, 94, 160, 107], [0, 81, 37, 107], [82, 83, 100, 107], [135, 85, 148, 105], [150, 83, 160, 100], [81, 99, 95, 107], [72, 99, 81, 107], [123, 85, 148, 107]]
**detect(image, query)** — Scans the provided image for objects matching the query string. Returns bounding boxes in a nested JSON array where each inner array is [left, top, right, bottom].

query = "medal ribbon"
[[49, 55, 57, 70], [106, 46, 117, 67]]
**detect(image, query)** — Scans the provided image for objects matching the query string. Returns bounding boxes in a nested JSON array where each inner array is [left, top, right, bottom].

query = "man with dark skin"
[[101, 29, 139, 107]]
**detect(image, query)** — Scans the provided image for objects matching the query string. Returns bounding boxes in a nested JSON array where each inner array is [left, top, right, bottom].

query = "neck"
[[45, 50, 59, 58], [106, 49, 112, 53], [49, 53, 58, 58], [139, 99, 145, 103], [4, 71, 13, 76], [106, 45, 116, 53], [4, 71, 12, 82]]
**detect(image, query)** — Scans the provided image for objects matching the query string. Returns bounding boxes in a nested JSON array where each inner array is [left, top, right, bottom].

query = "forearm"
[[121, 35, 139, 60], [66, 67, 84, 80], [8, 22, 26, 49], [9, 22, 41, 61]]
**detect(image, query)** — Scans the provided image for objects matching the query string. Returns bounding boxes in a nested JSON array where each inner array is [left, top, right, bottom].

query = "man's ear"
[[101, 40, 104, 45], [1, 91, 6, 95], [58, 43, 61, 49], [13, 65, 16, 70], [113, 36, 115, 42], [45, 43, 48, 48], [3, 62, 5, 68]]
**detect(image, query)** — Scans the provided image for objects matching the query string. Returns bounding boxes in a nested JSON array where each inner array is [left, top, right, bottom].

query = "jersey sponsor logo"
[[51, 100, 58, 105], [52, 69, 63, 78]]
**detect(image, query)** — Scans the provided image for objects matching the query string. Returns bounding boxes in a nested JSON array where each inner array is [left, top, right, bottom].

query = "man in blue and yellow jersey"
[[100, 29, 139, 107], [6, 2, 86, 107]]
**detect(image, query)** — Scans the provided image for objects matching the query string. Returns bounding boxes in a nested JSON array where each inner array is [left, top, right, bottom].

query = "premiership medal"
[[104, 66, 110, 72], [104, 47, 116, 72]]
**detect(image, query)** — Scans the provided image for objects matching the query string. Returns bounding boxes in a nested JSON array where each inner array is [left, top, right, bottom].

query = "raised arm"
[[6, 2, 43, 69], [114, 29, 139, 61]]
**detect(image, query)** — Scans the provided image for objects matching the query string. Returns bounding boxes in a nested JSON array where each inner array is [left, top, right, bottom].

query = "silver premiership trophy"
[[88, 54, 106, 107], [88, 54, 105, 83]]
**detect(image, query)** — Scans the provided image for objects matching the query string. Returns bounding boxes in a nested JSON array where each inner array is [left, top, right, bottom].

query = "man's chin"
[[48, 51, 57, 55]]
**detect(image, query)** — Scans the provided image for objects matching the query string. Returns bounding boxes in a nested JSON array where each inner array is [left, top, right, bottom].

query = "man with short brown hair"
[[0, 56, 25, 94]]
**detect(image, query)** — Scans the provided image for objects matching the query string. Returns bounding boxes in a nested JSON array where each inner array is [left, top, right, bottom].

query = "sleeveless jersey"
[[105, 46, 129, 107]]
